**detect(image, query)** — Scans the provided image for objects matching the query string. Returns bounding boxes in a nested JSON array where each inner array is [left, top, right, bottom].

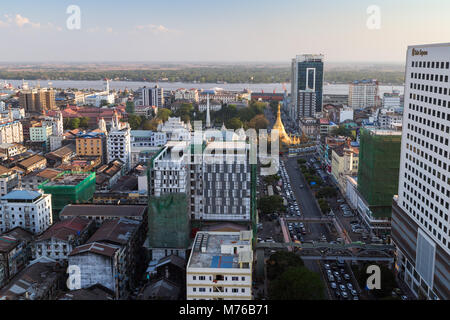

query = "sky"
[[0, 0, 449, 63]]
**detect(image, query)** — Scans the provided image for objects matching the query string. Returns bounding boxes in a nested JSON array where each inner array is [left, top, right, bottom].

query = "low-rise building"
[[331, 141, 359, 193], [186, 231, 253, 300], [59, 204, 147, 227], [0, 227, 33, 288], [0, 143, 27, 159], [68, 218, 146, 299], [96, 160, 124, 191], [0, 190, 52, 234], [17, 154, 47, 174], [0, 166, 19, 197], [0, 259, 65, 300], [33, 217, 94, 262]]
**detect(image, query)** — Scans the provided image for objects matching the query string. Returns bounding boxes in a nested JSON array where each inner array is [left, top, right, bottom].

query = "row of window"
[[410, 72, 449, 83], [192, 275, 247, 281], [411, 61, 450, 69], [192, 287, 247, 294]]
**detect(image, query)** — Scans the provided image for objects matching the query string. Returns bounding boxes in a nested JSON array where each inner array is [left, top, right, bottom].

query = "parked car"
[[330, 282, 337, 289], [341, 291, 349, 299], [339, 284, 346, 291], [347, 283, 353, 291], [344, 274, 350, 280]]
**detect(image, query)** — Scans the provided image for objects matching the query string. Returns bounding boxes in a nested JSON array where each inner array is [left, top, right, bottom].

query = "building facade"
[[391, 43, 450, 300], [348, 79, 379, 110], [0, 190, 52, 234], [186, 231, 253, 300], [291, 54, 324, 121]]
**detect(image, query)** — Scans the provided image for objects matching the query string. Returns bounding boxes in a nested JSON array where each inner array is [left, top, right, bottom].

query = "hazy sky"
[[0, 0, 449, 63]]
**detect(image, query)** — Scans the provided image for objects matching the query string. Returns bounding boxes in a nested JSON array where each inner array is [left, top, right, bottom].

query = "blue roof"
[[1, 190, 42, 201], [211, 256, 233, 268]]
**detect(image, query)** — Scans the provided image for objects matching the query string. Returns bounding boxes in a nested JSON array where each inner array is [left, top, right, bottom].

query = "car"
[[347, 283, 353, 291], [401, 295, 408, 300], [335, 290, 341, 298], [353, 296, 359, 300], [339, 284, 346, 291], [336, 275, 342, 283], [330, 282, 337, 289], [324, 264, 331, 270], [341, 291, 348, 299], [299, 185, 304, 188], [333, 271, 340, 277], [350, 289, 358, 296], [340, 268, 345, 274], [328, 275, 335, 282], [344, 274, 350, 280]]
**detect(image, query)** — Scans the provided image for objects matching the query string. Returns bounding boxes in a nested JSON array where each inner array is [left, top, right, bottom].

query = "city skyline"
[[0, 0, 449, 63]]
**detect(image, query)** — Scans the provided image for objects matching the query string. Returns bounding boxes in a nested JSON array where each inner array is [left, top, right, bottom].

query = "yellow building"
[[75, 132, 107, 164], [331, 142, 359, 192]]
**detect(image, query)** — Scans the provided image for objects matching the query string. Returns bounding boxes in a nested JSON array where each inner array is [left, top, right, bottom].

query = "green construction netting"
[[148, 193, 191, 249], [357, 128, 402, 218]]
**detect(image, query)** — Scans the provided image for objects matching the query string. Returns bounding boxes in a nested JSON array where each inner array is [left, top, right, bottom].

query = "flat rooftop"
[[188, 232, 252, 270], [42, 172, 92, 186]]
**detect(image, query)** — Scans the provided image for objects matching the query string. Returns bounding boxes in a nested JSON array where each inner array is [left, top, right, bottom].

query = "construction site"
[[38, 171, 96, 213], [357, 128, 402, 218]]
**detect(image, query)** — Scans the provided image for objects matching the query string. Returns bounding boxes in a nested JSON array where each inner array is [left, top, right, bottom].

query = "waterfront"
[[3, 79, 404, 97]]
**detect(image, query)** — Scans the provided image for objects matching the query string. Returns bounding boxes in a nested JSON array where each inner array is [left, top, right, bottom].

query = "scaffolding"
[[38, 171, 96, 212], [148, 193, 191, 249], [357, 128, 402, 218]]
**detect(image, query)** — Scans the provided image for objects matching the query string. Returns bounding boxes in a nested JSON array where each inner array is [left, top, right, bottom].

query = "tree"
[[79, 117, 89, 129], [257, 195, 285, 215], [157, 108, 172, 122], [128, 114, 143, 130], [330, 126, 353, 138], [269, 266, 326, 300], [69, 118, 80, 129], [100, 100, 109, 107], [297, 159, 307, 165], [317, 187, 338, 198], [263, 175, 280, 185], [266, 252, 304, 281], [248, 114, 269, 130], [126, 101, 135, 114], [353, 263, 397, 299], [142, 119, 160, 131], [317, 198, 330, 214], [226, 117, 243, 130]]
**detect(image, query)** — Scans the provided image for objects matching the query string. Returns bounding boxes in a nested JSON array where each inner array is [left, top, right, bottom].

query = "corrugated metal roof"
[[1, 190, 42, 201]]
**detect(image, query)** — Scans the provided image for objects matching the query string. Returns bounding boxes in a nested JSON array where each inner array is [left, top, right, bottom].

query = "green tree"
[[79, 117, 89, 129], [257, 195, 285, 215], [317, 198, 330, 214], [269, 266, 326, 300], [69, 118, 80, 129], [317, 187, 338, 198], [330, 126, 353, 138], [157, 108, 172, 122], [353, 263, 397, 299], [128, 114, 143, 130], [142, 119, 160, 131], [248, 114, 269, 130], [126, 101, 135, 114], [226, 117, 243, 130], [263, 175, 280, 185], [266, 252, 304, 281]]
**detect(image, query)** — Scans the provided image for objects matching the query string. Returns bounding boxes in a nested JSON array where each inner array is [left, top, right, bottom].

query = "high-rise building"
[[19, 87, 56, 113], [107, 112, 131, 171], [141, 85, 164, 107], [290, 54, 324, 121], [0, 119, 23, 144], [348, 79, 379, 110], [391, 43, 450, 300]]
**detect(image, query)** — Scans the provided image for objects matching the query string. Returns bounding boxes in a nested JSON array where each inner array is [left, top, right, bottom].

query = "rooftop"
[[188, 231, 253, 270], [69, 241, 119, 258], [18, 154, 46, 169], [41, 172, 93, 187], [1, 190, 42, 202], [59, 204, 147, 219], [86, 218, 140, 246], [36, 217, 92, 242]]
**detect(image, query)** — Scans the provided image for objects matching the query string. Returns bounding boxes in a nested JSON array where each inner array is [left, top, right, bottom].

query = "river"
[[3, 79, 404, 97]]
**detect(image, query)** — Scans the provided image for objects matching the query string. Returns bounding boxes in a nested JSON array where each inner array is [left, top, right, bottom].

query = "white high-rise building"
[[0, 119, 23, 144], [186, 231, 253, 300], [107, 112, 131, 171], [0, 190, 52, 234], [141, 85, 164, 107], [391, 43, 450, 300], [348, 79, 379, 109]]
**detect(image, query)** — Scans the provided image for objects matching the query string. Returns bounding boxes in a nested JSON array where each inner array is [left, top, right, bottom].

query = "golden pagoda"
[[272, 103, 295, 145]]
